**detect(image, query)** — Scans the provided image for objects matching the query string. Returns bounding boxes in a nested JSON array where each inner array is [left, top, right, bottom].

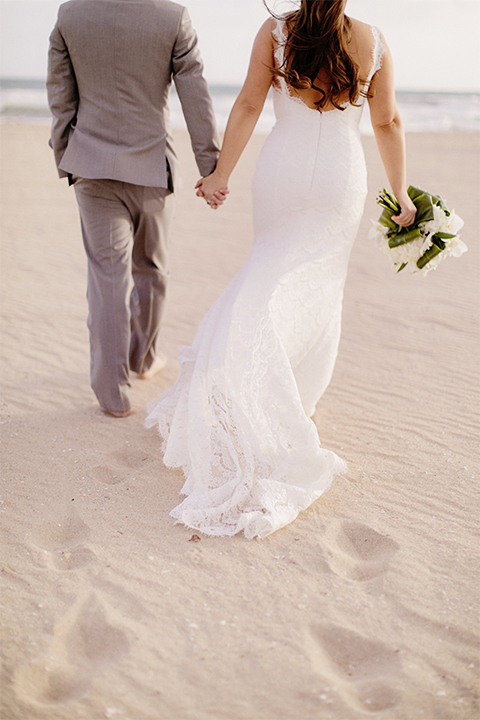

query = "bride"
[[146, 0, 416, 539]]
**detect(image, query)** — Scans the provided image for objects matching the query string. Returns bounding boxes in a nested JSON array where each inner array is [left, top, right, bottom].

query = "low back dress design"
[[146, 21, 385, 539]]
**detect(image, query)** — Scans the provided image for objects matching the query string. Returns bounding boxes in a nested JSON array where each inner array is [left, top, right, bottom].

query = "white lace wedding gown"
[[146, 22, 385, 539]]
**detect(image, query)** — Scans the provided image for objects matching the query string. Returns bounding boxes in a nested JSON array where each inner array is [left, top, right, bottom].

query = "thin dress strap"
[[272, 18, 286, 77], [271, 17, 293, 101], [367, 26, 386, 83]]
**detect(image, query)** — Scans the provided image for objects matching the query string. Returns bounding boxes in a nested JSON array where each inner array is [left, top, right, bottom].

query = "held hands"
[[196, 171, 229, 210]]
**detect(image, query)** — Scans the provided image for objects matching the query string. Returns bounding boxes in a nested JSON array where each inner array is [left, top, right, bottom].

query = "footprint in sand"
[[51, 547, 97, 571], [323, 520, 399, 581], [88, 447, 150, 485], [28, 509, 96, 571], [14, 594, 130, 706], [311, 623, 401, 713]]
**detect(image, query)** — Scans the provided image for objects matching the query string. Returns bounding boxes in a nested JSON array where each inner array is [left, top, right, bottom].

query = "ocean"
[[1, 78, 479, 134]]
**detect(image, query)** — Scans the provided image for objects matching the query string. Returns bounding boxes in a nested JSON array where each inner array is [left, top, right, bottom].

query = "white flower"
[[422, 206, 464, 241], [420, 235, 434, 256], [448, 237, 468, 258], [416, 234, 468, 276], [422, 204, 447, 235], [389, 237, 424, 266], [442, 209, 464, 236]]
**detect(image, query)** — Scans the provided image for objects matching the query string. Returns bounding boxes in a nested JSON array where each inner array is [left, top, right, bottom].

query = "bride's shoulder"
[[349, 17, 386, 44], [264, 16, 279, 30], [258, 16, 278, 37], [257, 16, 283, 46], [348, 16, 372, 37], [348, 17, 386, 59], [249, 17, 278, 59]]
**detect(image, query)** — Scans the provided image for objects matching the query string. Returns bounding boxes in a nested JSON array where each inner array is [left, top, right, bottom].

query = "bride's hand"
[[392, 192, 417, 227], [195, 172, 229, 210]]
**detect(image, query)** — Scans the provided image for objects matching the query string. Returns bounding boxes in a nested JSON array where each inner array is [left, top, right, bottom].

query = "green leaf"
[[407, 186, 426, 202], [417, 243, 444, 269], [396, 262, 408, 273], [407, 186, 436, 224], [431, 235, 447, 250], [388, 227, 423, 247], [415, 196, 435, 224], [434, 231, 456, 239], [431, 193, 450, 215]]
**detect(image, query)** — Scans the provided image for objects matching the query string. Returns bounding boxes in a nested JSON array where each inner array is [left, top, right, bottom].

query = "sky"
[[0, 0, 479, 92]]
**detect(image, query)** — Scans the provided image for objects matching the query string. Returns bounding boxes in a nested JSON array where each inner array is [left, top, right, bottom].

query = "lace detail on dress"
[[271, 18, 294, 100], [272, 18, 286, 77], [367, 26, 386, 83], [146, 310, 346, 539]]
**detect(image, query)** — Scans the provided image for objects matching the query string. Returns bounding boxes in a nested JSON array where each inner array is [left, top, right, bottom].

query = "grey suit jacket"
[[47, 0, 220, 188]]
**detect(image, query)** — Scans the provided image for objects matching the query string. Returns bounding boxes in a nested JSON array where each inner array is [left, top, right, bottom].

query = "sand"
[[0, 123, 479, 720]]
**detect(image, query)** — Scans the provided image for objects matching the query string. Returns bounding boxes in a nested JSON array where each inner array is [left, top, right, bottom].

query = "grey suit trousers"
[[74, 178, 175, 413]]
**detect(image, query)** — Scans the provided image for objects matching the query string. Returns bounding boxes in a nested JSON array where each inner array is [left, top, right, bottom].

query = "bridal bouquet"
[[369, 186, 467, 275]]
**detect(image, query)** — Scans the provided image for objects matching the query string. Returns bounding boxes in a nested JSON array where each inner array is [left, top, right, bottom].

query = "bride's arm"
[[368, 36, 416, 227], [197, 18, 275, 205]]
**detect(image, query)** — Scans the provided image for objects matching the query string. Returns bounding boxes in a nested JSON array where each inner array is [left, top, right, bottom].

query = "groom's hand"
[[195, 178, 229, 210]]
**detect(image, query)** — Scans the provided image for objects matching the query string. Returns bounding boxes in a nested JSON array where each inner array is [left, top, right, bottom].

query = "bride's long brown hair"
[[266, 0, 371, 110]]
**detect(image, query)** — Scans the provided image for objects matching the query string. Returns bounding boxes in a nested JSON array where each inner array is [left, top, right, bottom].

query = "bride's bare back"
[[281, 17, 378, 112]]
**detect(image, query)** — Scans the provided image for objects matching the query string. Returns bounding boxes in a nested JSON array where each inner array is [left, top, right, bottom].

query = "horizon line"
[[1, 77, 479, 97]]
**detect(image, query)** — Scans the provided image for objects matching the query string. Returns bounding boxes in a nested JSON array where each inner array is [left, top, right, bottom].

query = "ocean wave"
[[1, 81, 479, 134]]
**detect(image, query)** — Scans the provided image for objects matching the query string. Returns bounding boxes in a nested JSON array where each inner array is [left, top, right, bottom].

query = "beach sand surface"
[[0, 125, 479, 720]]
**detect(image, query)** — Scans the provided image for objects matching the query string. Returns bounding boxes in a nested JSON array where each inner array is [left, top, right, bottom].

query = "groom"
[[47, 0, 222, 417]]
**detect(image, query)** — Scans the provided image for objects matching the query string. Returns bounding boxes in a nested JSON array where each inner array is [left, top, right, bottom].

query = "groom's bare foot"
[[137, 352, 167, 380], [102, 407, 132, 418]]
